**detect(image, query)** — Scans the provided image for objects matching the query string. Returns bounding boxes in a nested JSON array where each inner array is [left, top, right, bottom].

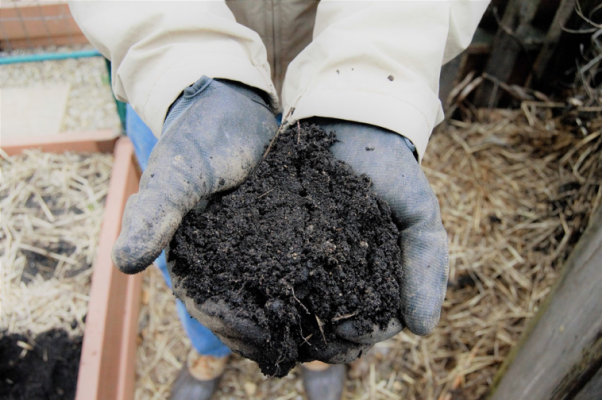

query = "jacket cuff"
[[141, 52, 279, 138], [284, 89, 438, 162]]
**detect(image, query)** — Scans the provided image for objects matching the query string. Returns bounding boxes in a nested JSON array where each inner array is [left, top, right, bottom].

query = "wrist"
[[163, 76, 273, 135]]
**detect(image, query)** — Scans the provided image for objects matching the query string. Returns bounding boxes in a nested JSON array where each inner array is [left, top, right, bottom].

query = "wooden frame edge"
[[4, 133, 142, 399], [1, 130, 121, 155], [75, 137, 141, 400]]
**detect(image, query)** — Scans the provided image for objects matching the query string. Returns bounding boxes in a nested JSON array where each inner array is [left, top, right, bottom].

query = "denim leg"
[[125, 104, 157, 172], [125, 104, 230, 357], [156, 254, 231, 357]]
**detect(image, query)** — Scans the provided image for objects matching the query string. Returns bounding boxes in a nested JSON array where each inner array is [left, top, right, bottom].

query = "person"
[[70, 1, 489, 399]]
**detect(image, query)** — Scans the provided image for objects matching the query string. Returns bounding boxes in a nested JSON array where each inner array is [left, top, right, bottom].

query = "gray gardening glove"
[[112, 76, 277, 273], [114, 76, 281, 360], [314, 118, 449, 339]]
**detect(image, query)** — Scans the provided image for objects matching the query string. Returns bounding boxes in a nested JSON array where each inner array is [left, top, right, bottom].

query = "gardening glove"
[[313, 118, 448, 339], [115, 76, 280, 359], [112, 76, 277, 273]]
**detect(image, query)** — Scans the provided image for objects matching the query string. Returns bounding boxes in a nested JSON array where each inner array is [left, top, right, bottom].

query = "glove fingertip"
[[335, 318, 403, 344], [403, 311, 440, 336], [111, 241, 154, 275], [334, 320, 359, 341]]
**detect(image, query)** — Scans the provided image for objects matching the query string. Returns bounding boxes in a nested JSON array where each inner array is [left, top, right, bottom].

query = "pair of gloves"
[[112, 76, 448, 363]]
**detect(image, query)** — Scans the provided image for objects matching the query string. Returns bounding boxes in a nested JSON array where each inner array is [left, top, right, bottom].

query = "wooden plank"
[[1, 35, 88, 49], [1, 130, 120, 155], [115, 163, 143, 400], [574, 368, 602, 400], [530, 0, 577, 84], [489, 204, 602, 400], [0, 1, 86, 49], [75, 137, 142, 400], [439, 54, 464, 109], [473, 0, 542, 107]]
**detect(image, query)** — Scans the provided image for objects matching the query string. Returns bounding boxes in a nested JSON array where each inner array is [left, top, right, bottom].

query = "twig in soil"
[[315, 316, 327, 345], [332, 311, 358, 322], [299, 324, 314, 348], [301, 334, 314, 347], [297, 121, 301, 144], [257, 189, 274, 200], [274, 352, 283, 375], [262, 108, 294, 160], [286, 284, 310, 315], [236, 281, 248, 295]]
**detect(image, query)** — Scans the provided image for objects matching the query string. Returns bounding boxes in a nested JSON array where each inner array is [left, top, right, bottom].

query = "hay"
[[343, 105, 601, 400], [135, 104, 601, 399], [1, 149, 113, 338], [135, 266, 192, 400]]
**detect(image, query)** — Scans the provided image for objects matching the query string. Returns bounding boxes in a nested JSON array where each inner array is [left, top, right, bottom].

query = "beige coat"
[[70, 0, 489, 160]]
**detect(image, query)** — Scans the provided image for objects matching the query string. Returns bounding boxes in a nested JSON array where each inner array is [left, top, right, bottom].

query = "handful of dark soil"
[[169, 123, 402, 376], [0, 329, 82, 399]]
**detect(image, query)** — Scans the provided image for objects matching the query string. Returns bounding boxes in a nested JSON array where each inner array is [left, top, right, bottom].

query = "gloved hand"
[[213, 117, 448, 365], [113, 76, 277, 273], [312, 118, 449, 340], [174, 294, 371, 368], [113, 76, 280, 358]]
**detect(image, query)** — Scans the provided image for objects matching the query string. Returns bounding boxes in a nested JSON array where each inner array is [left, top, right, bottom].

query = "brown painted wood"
[[1, 130, 120, 155], [116, 271, 143, 400], [489, 204, 602, 400], [2, 35, 88, 49], [0, 1, 87, 49], [75, 137, 142, 400]]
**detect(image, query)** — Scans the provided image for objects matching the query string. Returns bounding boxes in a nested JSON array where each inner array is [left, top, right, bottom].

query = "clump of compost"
[[169, 123, 402, 377], [0, 329, 82, 399]]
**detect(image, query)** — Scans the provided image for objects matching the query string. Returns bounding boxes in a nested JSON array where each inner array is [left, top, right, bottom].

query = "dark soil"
[[0, 329, 82, 400], [21, 241, 86, 284], [169, 123, 402, 377]]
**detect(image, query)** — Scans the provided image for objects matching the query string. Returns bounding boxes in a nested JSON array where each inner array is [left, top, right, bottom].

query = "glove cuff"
[[163, 76, 273, 134]]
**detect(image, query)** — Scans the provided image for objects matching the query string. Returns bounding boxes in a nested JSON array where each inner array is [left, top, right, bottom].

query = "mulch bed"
[[1, 150, 112, 398], [0, 329, 83, 400]]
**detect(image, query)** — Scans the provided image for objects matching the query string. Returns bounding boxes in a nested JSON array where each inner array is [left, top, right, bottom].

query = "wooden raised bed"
[[2, 130, 142, 400], [0, 1, 87, 49]]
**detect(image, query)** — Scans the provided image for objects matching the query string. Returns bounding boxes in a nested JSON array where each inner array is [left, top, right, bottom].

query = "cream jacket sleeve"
[[69, 0, 279, 138], [282, 0, 489, 161]]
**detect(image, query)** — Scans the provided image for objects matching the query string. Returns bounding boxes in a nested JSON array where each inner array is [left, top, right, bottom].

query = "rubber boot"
[[169, 352, 228, 400], [302, 361, 346, 400]]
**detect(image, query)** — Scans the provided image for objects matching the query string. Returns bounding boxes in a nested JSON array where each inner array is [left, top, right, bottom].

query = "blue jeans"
[[126, 104, 231, 358]]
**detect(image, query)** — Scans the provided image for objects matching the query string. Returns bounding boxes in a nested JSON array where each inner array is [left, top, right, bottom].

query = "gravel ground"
[[0, 45, 121, 132]]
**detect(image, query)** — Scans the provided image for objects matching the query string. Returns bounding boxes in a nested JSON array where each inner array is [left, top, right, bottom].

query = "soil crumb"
[[169, 123, 402, 377], [0, 329, 82, 399]]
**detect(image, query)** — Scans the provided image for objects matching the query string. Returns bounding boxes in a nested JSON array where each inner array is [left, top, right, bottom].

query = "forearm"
[[282, 0, 489, 161], [69, 0, 278, 137]]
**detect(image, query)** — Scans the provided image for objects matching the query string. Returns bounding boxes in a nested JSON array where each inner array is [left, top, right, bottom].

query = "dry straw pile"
[[1, 150, 112, 339], [135, 103, 601, 400]]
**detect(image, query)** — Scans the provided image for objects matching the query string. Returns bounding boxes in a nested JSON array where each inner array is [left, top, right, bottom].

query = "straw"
[[1, 150, 113, 338], [134, 104, 601, 399]]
